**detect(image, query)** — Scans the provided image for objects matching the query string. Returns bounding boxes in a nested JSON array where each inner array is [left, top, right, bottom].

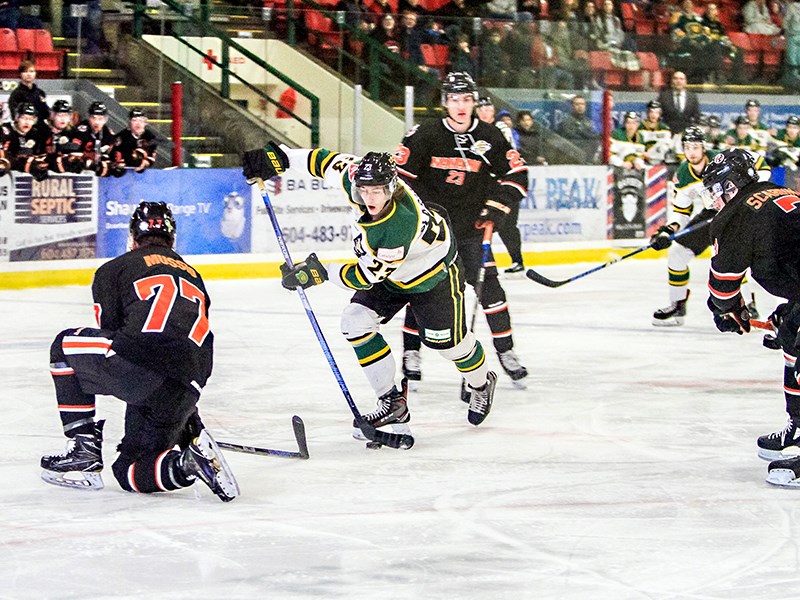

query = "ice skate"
[[746, 293, 760, 320], [497, 350, 528, 388], [504, 262, 525, 275], [652, 292, 689, 327], [467, 371, 497, 426], [402, 350, 421, 392], [41, 420, 105, 490], [178, 429, 240, 502], [766, 455, 800, 487], [353, 379, 411, 440], [758, 417, 800, 460]]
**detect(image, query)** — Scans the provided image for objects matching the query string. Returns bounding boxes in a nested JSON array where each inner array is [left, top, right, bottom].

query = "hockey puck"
[[365, 441, 382, 450]]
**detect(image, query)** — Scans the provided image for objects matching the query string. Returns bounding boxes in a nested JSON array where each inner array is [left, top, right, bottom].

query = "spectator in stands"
[[785, 0, 800, 88], [610, 111, 647, 169], [8, 60, 49, 123], [702, 2, 743, 84], [435, 0, 481, 41], [542, 20, 582, 89], [579, 1, 602, 50], [670, 0, 716, 81], [2, 103, 49, 181], [514, 110, 546, 165], [370, 0, 394, 20], [657, 70, 701, 134], [484, 0, 517, 19], [63, 0, 105, 54], [44, 99, 85, 175], [76, 101, 125, 178], [501, 22, 537, 87], [336, 0, 375, 33], [450, 33, 478, 78], [399, 0, 429, 16], [593, 0, 627, 50], [114, 108, 158, 173], [371, 14, 401, 52], [769, 0, 785, 29], [743, 0, 782, 34], [477, 96, 517, 148], [0, 0, 19, 29], [518, 0, 544, 20], [556, 94, 600, 163], [480, 27, 510, 86], [497, 109, 520, 147], [398, 11, 428, 70]]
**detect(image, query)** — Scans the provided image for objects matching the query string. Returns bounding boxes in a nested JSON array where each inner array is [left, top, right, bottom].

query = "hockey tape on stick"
[[253, 178, 414, 450], [526, 217, 714, 288], [750, 319, 776, 332], [218, 415, 310, 459]]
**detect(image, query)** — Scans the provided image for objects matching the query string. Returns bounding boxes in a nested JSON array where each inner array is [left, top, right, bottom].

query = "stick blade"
[[292, 415, 310, 459], [525, 268, 566, 288], [356, 419, 414, 450]]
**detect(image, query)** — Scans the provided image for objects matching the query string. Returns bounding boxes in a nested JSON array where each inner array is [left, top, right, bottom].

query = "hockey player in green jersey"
[[651, 126, 769, 325], [242, 144, 498, 434]]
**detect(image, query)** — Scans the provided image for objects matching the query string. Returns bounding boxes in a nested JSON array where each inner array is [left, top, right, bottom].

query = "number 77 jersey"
[[91, 245, 214, 392]]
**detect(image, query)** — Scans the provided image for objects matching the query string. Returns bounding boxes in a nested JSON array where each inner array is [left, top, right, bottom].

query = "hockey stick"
[[253, 179, 414, 450], [526, 217, 714, 288], [751, 319, 775, 332], [461, 224, 494, 402], [218, 415, 310, 459]]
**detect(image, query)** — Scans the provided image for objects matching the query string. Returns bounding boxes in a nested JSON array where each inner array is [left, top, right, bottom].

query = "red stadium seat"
[[0, 28, 23, 74], [588, 50, 625, 88]]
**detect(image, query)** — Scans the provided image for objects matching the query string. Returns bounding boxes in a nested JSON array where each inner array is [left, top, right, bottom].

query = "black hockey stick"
[[218, 415, 310, 459], [525, 217, 714, 288], [460, 223, 494, 403], [253, 178, 414, 450]]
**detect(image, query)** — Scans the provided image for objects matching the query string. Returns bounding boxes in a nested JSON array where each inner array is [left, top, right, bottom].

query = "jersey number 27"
[[134, 274, 210, 347]]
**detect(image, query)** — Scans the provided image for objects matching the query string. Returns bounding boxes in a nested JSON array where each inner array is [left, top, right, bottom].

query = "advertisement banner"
[[610, 167, 647, 239], [97, 169, 251, 258], [250, 173, 353, 254], [6, 173, 97, 262], [516, 165, 608, 243]]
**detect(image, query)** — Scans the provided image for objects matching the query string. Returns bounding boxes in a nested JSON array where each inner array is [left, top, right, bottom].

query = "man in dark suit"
[[657, 71, 701, 135]]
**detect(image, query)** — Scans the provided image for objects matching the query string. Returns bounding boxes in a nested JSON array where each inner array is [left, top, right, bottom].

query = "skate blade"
[[41, 469, 104, 490], [510, 377, 528, 390], [406, 379, 420, 393], [766, 468, 800, 487], [197, 430, 240, 502], [352, 421, 412, 441], [758, 447, 800, 461], [652, 317, 685, 327]]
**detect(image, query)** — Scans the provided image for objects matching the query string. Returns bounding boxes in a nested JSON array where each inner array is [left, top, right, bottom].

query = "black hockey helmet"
[[787, 115, 800, 127], [696, 113, 709, 127], [129, 107, 146, 119], [622, 111, 640, 122], [708, 114, 721, 128], [745, 98, 761, 108], [682, 125, 706, 144], [15, 102, 36, 118], [734, 115, 749, 126], [441, 71, 478, 104], [646, 99, 662, 110], [129, 201, 176, 246], [701, 148, 757, 208], [354, 152, 397, 194], [477, 95, 493, 107], [88, 101, 108, 116], [51, 99, 72, 114]]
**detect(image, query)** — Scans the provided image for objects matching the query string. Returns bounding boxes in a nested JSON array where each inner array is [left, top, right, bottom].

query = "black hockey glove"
[[769, 302, 790, 329], [650, 223, 678, 251], [707, 295, 751, 335], [30, 157, 49, 181], [280, 253, 328, 291], [64, 153, 84, 174], [110, 162, 126, 178], [475, 200, 511, 230], [0, 157, 9, 177], [242, 141, 289, 184]]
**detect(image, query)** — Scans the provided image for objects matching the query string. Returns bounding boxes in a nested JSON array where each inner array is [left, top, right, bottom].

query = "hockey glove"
[[30, 157, 49, 181], [0, 157, 9, 177], [242, 141, 289, 184], [769, 302, 790, 329], [110, 162, 126, 178], [280, 253, 328, 291], [475, 200, 511, 230], [64, 153, 84, 174], [707, 295, 751, 335], [650, 223, 678, 251]]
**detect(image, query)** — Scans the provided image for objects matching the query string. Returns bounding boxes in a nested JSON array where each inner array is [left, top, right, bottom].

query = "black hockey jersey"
[[75, 120, 118, 165], [91, 245, 214, 392], [709, 181, 800, 310], [395, 117, 528, 240], [44, 125, 86, 173], [1, 122, 49, 172], [114, 127, 158, 167]]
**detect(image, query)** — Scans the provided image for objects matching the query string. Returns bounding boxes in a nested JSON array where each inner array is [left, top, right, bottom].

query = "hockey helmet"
[[734, 115, 749, 126], [646, 99, 662, 111], [707, 114, 721, 128], [682, 125, 706, 144], [441, 71, 478, 105], [787, 115, 800, 127], [701, 148, 757, 210], [15, 102, 36, 118], [88, 101, 108, 116], [51, 99, 73, 114], [695, 114, 709, 127], [477, 96, 493, 107], [623, 111, 640, 123], [129, 201, 177, 246], [129, 107, 146, 119], [745, 98, 761, 109], [354, 152, 397, 193]]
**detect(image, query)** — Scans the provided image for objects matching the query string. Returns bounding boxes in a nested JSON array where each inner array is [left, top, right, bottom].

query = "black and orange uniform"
[[114, 126, 158, 169], [75, 120, 124, 177], [49, 244, 214, 493], [1, 122, 49, 178], [44, 124, 86, 174], [395, 117, 528, 354], [709, 182, 800, 417]]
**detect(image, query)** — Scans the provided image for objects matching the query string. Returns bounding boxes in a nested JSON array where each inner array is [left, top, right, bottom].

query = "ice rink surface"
[[3, 256, 800, 600]]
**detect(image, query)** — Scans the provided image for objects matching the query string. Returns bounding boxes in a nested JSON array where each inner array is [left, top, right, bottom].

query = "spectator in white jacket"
[[743, 0, 782, 34]]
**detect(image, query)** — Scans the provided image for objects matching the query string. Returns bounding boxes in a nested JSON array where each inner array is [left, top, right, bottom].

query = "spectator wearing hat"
[[1, 102, 49, 180], [114, 108, 158, 173], [8, 60, 49, 123], [610, 111, 647, 169], [496, 109, 520, 148], [76, 101, 125, 177], [44, 99, 85, 175]]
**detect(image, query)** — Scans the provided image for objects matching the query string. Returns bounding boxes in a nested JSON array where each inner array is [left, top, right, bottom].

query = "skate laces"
[[365, 388, 404, 421], [50, 438, 77, 459], [768, 418, 796, 441], [469, 386, 489, 413]]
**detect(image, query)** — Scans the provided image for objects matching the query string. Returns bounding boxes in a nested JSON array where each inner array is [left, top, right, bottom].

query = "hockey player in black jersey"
[[75, 101, 126, 177], [701, 149, 800, 488], [1, 102, 49, 180], [40, 202, 238, 502], [44, 99, 86, 174], [394, 71, 529, 390], [114, 108, 158, 173]]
